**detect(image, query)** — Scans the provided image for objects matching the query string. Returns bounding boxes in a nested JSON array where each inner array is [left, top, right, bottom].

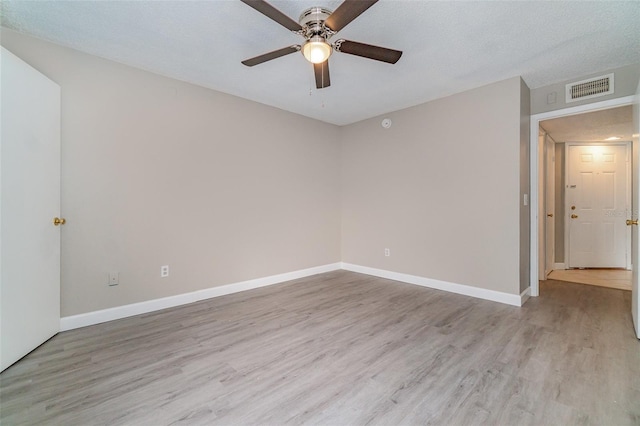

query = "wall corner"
[[520, 78, 532, 294]]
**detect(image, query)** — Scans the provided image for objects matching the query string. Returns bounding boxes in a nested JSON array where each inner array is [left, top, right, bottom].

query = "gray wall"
[[1, 29, 342, 317], [531, 63, 640, 115], [2, 29, 532, 316], [519, 78, 531, 293], [341, 77, 528, 296]]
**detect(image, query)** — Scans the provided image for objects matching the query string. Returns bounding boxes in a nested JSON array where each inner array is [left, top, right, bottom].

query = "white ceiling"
[[541, 105, 635, 143], [1, 0, 639, 125]]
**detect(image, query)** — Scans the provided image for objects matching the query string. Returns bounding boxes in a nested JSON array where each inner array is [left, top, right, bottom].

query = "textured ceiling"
[[1, 0, 639, 125], [541, 106, 635, 143]]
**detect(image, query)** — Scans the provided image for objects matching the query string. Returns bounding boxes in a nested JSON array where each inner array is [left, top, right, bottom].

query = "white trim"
[[520, 287, 531, 305], [61, 261, 536, 332], [341, 263, 524, 307], [628, 142, 632, 271], [553, 263, 566, 270], [564, 143, 570, 269], [532, 96, 635, 122], [60, 263, 342, 331], [530, 95, 635, 298]]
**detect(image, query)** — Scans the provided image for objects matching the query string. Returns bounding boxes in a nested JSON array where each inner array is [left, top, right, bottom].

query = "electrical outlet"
[[384, 248, 390, 257], [108, 271, 119, 286], [161, 265, 169, 278]]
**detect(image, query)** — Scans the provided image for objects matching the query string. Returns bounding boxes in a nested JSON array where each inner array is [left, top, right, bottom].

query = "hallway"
[[547, 268, 631, 291]]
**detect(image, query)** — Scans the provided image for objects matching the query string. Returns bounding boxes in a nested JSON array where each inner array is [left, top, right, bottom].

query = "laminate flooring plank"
[[2, 272, 640, 425]]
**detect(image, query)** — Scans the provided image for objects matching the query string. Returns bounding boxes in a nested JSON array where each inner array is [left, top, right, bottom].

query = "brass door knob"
[[53, 217, 66, 226], [547, 213, 553, 217], [571, 214, 578, 219], [627, 219, 638, 226]]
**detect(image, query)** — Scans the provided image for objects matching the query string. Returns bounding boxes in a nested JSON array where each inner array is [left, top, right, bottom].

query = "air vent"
[[566, 73, 614, 103]]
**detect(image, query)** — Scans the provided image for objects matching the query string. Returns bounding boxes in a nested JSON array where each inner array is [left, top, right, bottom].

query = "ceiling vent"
[[565, 73, 614, 103]]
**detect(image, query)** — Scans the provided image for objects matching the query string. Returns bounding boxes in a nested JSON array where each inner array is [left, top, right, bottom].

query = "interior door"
[[544, 135, 555, 277], [0, 47, 61, 371], [567, 143, 629, 268], [632, 79, 640, 339]]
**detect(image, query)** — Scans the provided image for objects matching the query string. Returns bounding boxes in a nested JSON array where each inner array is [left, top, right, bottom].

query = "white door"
[[632, 79, 640, 339], [544, 136, 555, 277], [0, 48, 61, 371], [567, 144, 629, 268]]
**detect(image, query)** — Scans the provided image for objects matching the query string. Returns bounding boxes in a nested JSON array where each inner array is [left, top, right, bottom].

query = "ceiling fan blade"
[[335, 40, 402, 64], [242, 45, 300, 66], [324, 0, 378, 32], [240, 0, 303, 32], [314, 61, 331, 89]]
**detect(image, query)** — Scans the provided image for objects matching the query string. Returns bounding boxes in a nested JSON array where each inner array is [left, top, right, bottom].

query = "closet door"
[[1, 47, 61, 371]]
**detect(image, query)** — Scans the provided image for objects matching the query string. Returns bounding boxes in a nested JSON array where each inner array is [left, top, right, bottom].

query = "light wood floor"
[[1, 271, 639, 425], [548, 268, 632, 291]]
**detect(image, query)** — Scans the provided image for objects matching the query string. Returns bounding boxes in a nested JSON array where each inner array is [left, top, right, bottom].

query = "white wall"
[[341, 77, 528, 296], [1, 29, 342, 317]]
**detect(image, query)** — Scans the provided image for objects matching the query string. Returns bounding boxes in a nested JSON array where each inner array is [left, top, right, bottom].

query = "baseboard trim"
[[61, 262, 528, 331], [553, 263, 566, 270], [340, 263, 524, 307], [60, 262, 342, 331]]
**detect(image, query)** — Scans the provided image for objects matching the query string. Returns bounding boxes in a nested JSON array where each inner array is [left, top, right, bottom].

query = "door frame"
[[564, 142, 632, 270], [537, 130, 556, 280], [529, 95, 635, 296], [544, 133, 556, 277]]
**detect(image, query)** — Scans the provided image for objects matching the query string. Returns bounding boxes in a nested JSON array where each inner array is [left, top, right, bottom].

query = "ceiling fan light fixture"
[[302, 37, 332, 64], [240, 0, 403, 88]]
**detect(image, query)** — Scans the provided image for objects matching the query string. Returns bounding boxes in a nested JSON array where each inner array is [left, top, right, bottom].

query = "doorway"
[[529, 96, 637, 297], [540, 109, 633, 290], [540, 108, 633, 290]]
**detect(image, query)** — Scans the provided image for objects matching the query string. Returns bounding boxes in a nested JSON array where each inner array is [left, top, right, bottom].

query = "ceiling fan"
[[240, 0, 402, 89]]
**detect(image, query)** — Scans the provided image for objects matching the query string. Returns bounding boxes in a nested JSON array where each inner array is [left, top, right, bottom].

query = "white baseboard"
[[340, 263, 524, 307], [60, 263, 342, 331], [520, 287, 531, 305], [553, 263, 566, 270], [61, 261, 530, 331]]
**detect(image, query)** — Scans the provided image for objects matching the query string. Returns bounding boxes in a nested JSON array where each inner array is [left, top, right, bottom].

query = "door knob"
[[53, 217, 66, 226], [571, 214, 578, 219], [547, 213, 553, 217], [627, 219, 638, 226]]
